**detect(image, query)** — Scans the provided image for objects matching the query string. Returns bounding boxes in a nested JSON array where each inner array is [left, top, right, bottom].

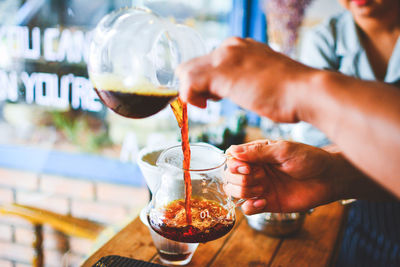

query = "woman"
[[295, 0, 400, 265]]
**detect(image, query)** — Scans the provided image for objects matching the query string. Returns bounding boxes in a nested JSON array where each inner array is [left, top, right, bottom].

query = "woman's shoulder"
[[309, 11, 353, 44], [300, 11, 355, 70]]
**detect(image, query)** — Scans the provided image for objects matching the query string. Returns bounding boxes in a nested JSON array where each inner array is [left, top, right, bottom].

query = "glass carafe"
[[88, 7, 206, 119], [147, 143, 239, 243]]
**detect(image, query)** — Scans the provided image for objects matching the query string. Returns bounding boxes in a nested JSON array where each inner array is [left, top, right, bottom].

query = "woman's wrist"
[[286, 68, 328, 124], [327, 151, 395, 201], [327, 152, 358, 200]]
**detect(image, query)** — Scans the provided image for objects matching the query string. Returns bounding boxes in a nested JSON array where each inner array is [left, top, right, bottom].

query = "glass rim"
[[156, 143, 227, 172]]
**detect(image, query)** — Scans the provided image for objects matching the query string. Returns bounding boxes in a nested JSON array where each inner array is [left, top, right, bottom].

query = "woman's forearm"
[[297, 70, 400, 197], [328, 151, 396, 200], [176, 37, 400, 197]]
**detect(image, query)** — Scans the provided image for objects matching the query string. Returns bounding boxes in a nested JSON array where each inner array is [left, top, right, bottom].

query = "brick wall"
[[0, 168, 149, 267]]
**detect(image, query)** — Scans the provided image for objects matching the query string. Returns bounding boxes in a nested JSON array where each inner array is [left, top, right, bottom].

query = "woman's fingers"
[[225, 157, 269, 199], [241, 196, 284, 214], [226, 140, 282, 164], [176, 55, 216, 108], [223, 183, 264, 199], [241, 199, 268, 215], [225, 163, 265, 186], [227, 158, 251, 174]]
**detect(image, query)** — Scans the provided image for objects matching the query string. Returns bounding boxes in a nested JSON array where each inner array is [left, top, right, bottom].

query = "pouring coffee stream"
[[170, 98, 192, 224], [88, 7, 243, 243]]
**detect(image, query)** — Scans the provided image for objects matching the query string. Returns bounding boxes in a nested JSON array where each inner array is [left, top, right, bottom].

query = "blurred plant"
[[265, 0, 313, 55], [191, 111, 247, 150], [50, 110, 112, 153]]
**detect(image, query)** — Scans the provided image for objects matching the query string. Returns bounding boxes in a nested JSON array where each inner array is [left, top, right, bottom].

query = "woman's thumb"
[[227, 140, 280, 164]]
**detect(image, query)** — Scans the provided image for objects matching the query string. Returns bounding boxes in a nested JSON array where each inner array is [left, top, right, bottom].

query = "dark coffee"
[[148, 198, 235, 243], [157, 250, 192, 262], [94, 88, 177, 118]]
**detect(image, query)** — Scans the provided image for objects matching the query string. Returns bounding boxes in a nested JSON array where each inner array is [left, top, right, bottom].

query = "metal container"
[[245, 212, 307, 237]]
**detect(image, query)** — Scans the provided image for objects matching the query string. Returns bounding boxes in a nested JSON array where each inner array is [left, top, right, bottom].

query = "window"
[[0, 1, 233, 266]]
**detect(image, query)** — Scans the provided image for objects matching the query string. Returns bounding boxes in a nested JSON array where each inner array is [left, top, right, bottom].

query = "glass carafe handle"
[[223, 153, 255, 207], [232, 197, 246, 207]]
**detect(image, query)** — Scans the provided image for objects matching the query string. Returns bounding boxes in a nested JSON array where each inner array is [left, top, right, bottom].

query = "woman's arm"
[[325, 146, 395, 201], [296, 71, 400, 196], [177, 37, 400, 197]]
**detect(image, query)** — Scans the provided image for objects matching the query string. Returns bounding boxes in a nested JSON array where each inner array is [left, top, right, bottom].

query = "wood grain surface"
[[83, 202, 346, 267]]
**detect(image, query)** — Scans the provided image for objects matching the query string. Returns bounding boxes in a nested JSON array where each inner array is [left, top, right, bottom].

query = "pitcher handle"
[[232, 197, 246, 207]]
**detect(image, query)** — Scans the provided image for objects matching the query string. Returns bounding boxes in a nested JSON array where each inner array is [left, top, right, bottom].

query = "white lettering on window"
[[71, 76, 102, 112], [22, 26, 41, 60], [43, 28, 60, 61], [6, 26, 24, 58], [0, 70, 18, 102], [57, 74, 73, 109], [21, 72, 36, 104], [57, 29, 85, 63], [35, 72, 58, 106]]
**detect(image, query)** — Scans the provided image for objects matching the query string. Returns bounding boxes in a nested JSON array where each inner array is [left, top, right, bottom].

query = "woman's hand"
[[225, 140, 340, 214], [177, 37, 314, 123]]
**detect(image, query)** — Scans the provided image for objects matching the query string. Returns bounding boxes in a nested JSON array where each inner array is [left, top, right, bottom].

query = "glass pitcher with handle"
[[88, 7, 206, 119], [147, 143, 244, 243]]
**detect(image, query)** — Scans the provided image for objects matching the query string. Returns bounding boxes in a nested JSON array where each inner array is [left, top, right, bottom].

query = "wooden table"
[[83, 202, 346, 267]]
